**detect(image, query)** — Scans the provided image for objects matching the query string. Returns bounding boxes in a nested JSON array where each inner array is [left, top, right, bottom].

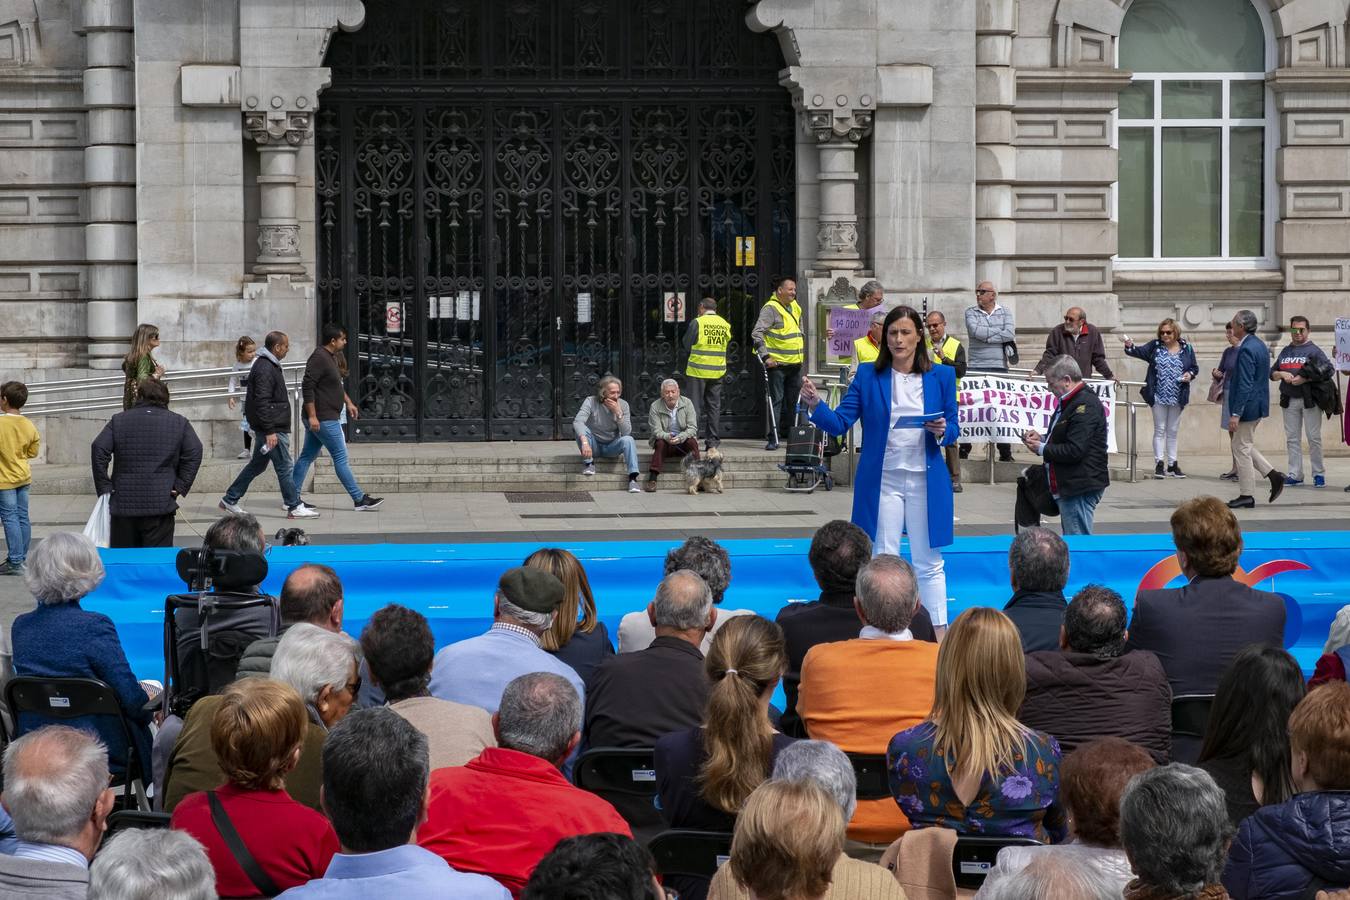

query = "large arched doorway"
[[316, 0, 796, 441]]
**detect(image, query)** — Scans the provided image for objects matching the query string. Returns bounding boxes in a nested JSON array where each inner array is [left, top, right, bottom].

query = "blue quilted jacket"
[[1223, 791, 1350, 899]]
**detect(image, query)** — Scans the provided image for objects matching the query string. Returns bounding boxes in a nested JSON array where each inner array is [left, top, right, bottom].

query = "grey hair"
[[1008, 526, 1070, 593], [664, 536, 732, 604], [859, 280, 884, 301], [3, 725, 110, 845], [772, 740, 857, 822], [497, 672, 582, 762], [89, 828, 215, 900], [854, 554, 920, 634], [1043, 354, 1082, 383], [926, 310, 947, 324], [1234, 309, 1259, 334], [869, 309, 888, 326], [980, 851, 1119, 900], [652, 569, 713, 630], [497, 593, 556, 631], [24, 532, 105, 604], [595, 374, 622, 400], [660, 378, 680, 391], [271, 622, 361, 705], [1120, 764, 1233, 897], [204, 512, 265, 553]]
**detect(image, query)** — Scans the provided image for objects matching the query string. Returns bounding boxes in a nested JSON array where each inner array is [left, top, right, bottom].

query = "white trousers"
[[874, 466, 948, 626], [1282, 403, 1324, 480], [1151, 403, 1182, 464]]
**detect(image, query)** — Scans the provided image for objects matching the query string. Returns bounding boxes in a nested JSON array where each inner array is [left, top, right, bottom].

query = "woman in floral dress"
[[886, 606, 1066, 843]]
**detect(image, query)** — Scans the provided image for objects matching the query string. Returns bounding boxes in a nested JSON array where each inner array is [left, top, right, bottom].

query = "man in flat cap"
[[428, 566, 585, 715]]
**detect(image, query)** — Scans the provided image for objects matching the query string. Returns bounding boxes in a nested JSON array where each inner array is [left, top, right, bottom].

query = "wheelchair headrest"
[[175, 547, 268, 592]]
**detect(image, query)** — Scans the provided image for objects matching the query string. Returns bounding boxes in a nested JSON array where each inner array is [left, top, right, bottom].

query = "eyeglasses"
[[1291, 327, 1307, 334], [1158, 330, 1175, 336], [1063, 316, 1080, 323], [975, 289, 992, 295]]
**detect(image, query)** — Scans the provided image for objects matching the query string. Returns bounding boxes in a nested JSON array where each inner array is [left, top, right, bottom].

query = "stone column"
[[806, 108, 873, 271], [244, 109, 312, 277], [975, 0, 1016, 288], [78, 0, 137, 368]]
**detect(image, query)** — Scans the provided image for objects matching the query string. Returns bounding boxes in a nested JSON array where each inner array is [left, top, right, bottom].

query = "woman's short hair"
[[1157, 317, 1182, 342], [730, 780, 843, 900], [24, 531, 105, 604], [1170, 496, 1242, 577], [1289, 681, 1350, 790], [525, 548, 600, 651], [89, 828, 215, 900], [1119, 765, 1232, 896], [771, 739, 858, 823], [271, 623, 360, 706], [210, 679, 307, 791], [1059, 738, 1154, 847]]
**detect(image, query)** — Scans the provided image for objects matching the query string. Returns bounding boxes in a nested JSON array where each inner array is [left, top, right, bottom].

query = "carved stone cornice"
[[244, 109, 313, 146]]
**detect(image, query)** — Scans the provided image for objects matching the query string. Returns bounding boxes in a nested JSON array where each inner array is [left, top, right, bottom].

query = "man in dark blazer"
[[1126, 495, 1286, 762], [91, 376, 202, 548], [1226, 308, 1285, 508], [1021, 355, 1109, 535], [1002, 527, 1070, 652]]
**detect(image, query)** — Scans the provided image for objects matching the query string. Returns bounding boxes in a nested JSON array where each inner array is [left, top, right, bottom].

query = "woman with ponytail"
[[656, 615, 796, 900]]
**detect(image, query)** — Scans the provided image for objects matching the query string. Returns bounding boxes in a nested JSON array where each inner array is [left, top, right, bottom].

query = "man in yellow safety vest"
[[682, 296, 732, 450], [752, 275, 805, 451], [925, 310, 967, 492], [853, 309, 885, 371]]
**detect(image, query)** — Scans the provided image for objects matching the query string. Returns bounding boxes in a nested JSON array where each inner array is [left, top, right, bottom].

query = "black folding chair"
[[5, 676, 151, 811], [648, 829, 734, 880], [846, 751, 891, 801], [1171, 694, 1215, 740], [952, 835, 1042, 889], [573, 747, 663, 841], [105, 809, 171, 839]]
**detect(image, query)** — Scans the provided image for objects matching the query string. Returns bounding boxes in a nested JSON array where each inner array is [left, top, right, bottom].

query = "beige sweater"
[[707, 852, 908, 900], [389, 696, 496, 770]]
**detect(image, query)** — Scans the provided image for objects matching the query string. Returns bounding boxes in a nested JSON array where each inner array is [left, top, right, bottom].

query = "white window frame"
[[1112, 0, 1278, 271]]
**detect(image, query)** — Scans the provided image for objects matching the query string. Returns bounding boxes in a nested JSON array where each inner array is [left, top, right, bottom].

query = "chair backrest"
[[105, 809, 171, 839], [574, 747, 663, 834], [1171, 694, 1216, 740], [648, 829, 734, 880], [952, 835, 1042, 889], [847, 752, 891, 801], [164, 592, 279, 707]]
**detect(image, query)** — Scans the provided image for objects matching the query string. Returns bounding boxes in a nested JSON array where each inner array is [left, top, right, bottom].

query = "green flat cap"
[[498, 565, 565, 614]]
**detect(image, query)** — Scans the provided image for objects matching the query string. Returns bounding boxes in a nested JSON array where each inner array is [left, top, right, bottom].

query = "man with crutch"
[[752, 275, 804, 451]]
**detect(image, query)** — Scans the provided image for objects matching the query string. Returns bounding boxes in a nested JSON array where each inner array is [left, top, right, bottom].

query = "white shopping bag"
[[83, 494, 111, 548]]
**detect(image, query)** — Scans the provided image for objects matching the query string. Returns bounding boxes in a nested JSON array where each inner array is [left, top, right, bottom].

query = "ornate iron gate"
[[316, 0, 795, 441]]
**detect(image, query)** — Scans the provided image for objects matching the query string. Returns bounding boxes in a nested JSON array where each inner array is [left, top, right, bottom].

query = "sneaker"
[[0, 561, 25, 576], [287, 503, 321, 519], [952, 481, 963, 494], [354, 496, 385, 511], [1154, 461, 1165, 479], [1168, 462, 1186, 479], [764, 440, 779, 451], [627, 480, 642, 493], [236, 449, 251, 459], [1285, 475, 1303, 486], [219, 498, 247, 515], [581, 463, 596, 477], [1314, 475, 1326, 488]]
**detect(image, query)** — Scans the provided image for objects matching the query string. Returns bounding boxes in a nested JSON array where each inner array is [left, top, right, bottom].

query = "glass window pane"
[[1120, 81, 1154, 119], [1119, 128, 1154, 257], [1230, 127, 1264, 256], [1162, 128, 1220, 257], [1231, 80, 1264, 118], [1163, 81, 1221, 118], [1121, 0, 1264, 72]]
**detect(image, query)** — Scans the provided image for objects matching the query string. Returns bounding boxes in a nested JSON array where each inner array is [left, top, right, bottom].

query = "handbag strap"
[[208, 790, 280, 897]]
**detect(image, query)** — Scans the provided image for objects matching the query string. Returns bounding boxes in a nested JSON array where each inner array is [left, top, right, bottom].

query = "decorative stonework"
[[246, 110, 312, 277], [258, 223, 300, 257], [243, 109, 312, 146], [816, 221, 860, 256], [805, 107, 874, 143], [821, 276, 859, 306]]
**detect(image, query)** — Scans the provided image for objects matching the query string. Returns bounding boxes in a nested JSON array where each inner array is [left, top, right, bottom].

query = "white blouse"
[[884, 369, 926, 471]]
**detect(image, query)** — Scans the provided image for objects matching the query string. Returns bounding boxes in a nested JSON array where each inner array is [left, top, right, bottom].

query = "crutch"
[[762, 358, 780, 446]]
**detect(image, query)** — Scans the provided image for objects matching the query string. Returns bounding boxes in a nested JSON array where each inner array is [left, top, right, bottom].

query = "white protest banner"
[[957, 373, 1118, 454], [1335, 317, 1350, 372], [826, 307, 873, 364]]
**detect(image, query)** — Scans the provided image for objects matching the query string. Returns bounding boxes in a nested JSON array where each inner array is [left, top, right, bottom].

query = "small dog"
[[274, 526, 310, 547], [682, 447, 725, 495]]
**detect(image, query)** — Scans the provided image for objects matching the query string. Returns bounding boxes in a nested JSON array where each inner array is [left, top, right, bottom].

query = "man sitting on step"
[[643, 379, 698, 493]]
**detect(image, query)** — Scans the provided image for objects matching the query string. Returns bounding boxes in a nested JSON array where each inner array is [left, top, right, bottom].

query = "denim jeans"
[[0, 484, 30, 563], [291, 420, 363, 501], [1058, 489, 1104, 536], [224, 432, 299, 508], [575, 427, 639, 474]]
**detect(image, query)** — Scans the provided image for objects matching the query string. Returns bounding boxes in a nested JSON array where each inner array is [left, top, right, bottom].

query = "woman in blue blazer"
[[800, 306, 960, 631]]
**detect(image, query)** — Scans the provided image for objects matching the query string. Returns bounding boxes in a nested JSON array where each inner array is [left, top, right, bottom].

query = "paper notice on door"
[[456, 291, 472, 320], [577, 292, 592, 325]]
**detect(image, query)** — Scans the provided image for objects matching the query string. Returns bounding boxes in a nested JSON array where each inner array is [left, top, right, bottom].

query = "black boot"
[[1268, 470, 1285, 503], [1228, 495, 1255, 509]]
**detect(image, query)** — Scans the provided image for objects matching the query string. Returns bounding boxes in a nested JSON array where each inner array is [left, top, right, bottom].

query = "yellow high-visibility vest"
[[763, 294, 804, 364], [686, 313, 732, 379], [927, 335, 962, 388], [854, 335, 880, 365]]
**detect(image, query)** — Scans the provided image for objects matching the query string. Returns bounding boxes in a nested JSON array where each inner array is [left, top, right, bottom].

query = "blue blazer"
[[809, 362, 960, 548], [1228, 334, 1270, 422]]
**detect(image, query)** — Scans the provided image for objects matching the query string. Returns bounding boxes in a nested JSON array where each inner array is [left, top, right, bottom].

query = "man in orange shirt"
[[797, 554, 939, 858]]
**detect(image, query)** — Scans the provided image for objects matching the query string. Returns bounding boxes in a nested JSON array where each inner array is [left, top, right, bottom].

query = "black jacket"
[[91, 403, 203, 517], [1299, 357, 1342, 418], [244, 351, 290, 434], [1002, 589, 1068, 653], [1020, 649, 1172, 763], [1041, 383, 1109, 498], [583, 636, 709, 749]]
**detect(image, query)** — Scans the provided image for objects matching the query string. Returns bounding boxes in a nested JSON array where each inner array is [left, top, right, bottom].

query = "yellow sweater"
[[707, 852, 907, 900], [0, 413, 39, 489]]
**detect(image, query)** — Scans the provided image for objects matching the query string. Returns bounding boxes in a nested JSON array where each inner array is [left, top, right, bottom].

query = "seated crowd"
[[3, 494, 1350, 900]]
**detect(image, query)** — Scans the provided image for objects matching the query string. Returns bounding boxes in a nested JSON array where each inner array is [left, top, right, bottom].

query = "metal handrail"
[[21, 363, 307, 417]]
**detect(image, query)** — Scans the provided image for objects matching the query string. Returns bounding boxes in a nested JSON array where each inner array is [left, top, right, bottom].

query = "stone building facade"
[[2, 0, 1346, 454]]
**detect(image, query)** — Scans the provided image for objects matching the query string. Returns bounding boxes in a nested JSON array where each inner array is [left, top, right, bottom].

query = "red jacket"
[[416, 747, 630, 897], [170, 784, 338, 898]]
